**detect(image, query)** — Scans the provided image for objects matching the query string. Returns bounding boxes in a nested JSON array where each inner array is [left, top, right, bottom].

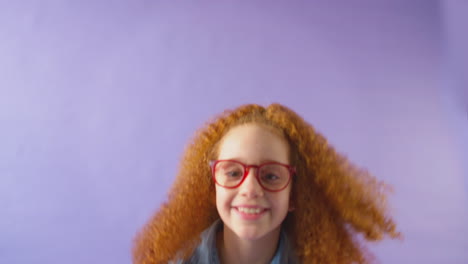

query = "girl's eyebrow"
[[222, 158, 283, 164]]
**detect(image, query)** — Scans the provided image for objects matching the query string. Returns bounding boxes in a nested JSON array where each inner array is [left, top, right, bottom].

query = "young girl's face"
[[215, 123, 292, 241]]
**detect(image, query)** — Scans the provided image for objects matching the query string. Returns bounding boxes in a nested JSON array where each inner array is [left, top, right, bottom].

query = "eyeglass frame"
[[209, 159, 296, 192]]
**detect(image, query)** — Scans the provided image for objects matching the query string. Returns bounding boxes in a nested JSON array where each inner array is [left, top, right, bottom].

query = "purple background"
[[1, 1, 467, 263]]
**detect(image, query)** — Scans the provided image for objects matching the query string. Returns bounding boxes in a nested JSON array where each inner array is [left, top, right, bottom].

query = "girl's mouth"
[[234, 207, 268, 220], [237, 207, 263, 214]]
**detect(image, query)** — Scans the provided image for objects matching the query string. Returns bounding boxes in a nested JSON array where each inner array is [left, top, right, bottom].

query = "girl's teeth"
[[238, 207, 262, 214]]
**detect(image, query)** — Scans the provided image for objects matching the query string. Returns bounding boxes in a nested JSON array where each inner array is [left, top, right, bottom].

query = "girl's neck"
[[217, 226, 281, 264]]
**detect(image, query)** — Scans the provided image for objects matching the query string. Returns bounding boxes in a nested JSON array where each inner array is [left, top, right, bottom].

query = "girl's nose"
[[239, 168, 264, 198]]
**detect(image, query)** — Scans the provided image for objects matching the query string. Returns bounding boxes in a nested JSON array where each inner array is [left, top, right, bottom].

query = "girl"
[[133, 104, 400, 263]]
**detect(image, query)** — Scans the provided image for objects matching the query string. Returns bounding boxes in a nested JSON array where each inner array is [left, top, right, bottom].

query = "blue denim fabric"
[[172, 219, 298, 264]]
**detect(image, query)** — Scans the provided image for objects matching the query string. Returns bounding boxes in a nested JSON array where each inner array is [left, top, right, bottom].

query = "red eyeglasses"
[[210, 160, 295, 192]]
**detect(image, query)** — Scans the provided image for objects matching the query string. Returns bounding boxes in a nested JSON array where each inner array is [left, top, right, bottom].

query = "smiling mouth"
[[235, 207, 267, 215]]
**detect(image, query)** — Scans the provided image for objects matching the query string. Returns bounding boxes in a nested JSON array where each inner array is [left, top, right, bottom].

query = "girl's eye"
[[225, 170, 243, 178], [262, 173, 280, 181]]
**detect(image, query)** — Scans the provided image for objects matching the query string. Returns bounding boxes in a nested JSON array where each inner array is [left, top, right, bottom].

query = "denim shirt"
[[173, 219, 298, 264]]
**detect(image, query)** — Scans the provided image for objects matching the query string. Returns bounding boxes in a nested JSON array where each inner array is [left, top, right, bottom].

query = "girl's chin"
[[229, 225, 276, 241]]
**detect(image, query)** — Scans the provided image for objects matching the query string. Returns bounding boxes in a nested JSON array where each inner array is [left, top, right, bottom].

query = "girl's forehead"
[[217, 123, 289, 164]]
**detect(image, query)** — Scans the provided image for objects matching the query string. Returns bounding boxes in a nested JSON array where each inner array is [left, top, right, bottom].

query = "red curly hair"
[[133, 103, 400, 263]]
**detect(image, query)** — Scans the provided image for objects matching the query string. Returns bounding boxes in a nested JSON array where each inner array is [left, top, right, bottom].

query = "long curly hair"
[[133, 103, 400, 264]]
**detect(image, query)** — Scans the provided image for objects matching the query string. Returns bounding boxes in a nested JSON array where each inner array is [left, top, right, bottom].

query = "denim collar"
[[183, 219, 297, 264]]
